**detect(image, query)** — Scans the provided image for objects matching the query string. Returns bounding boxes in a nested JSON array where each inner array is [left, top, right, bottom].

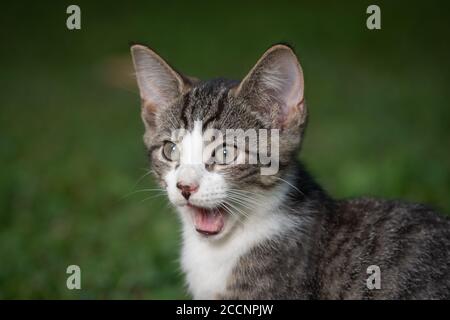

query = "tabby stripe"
[[237, 167, 259, 181], [148, 144, 161, 156], [180, 93, 190, 128], [202, 90, 228, 130], [190, 89, 200, 121]]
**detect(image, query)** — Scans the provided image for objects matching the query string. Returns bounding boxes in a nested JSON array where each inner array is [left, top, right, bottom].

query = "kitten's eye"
[[214, 144, 238, 165], [162, 141, 179, 161]]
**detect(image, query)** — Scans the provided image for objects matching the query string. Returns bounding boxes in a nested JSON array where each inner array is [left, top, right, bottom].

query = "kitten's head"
[[130, 44, 307, 240]]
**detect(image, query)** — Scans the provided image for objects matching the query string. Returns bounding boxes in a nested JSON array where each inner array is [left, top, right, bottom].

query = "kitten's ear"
[[130, 44, 193, 126], [234, 44, 306, 129]]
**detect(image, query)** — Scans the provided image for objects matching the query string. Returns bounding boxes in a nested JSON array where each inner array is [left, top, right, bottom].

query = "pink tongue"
[[194, 208, 224, 234]]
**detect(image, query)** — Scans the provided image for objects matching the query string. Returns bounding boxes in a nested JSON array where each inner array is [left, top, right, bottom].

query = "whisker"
[[121, 188, 166, 200], [223, 200, 250, 220], [227, 201, 256, 215], [273, 176, 305, 196], [220, 203, 245, 225], [131, 169, 154, 190], [226, 195, 259, 211], [226, 192, 262, 201], [219, 203, 238, 219], [227, 188, 264, 197], [140, 192, 167, 203], [226, 191, 263, 207]]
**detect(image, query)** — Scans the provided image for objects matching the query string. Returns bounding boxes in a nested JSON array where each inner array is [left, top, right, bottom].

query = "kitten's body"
[[183, 161, 450, 299], [223, 165, 450, 299], [130, 44, 450, 299]]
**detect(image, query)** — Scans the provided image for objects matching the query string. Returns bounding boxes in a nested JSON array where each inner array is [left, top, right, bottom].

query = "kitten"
[[130, 43, 450, 299]]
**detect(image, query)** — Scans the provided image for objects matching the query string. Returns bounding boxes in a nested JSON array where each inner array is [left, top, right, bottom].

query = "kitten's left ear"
[[234, 44, 306, 129]]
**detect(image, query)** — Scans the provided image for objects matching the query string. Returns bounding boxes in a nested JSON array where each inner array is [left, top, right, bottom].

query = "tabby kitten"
[[130, 43, 450, 299]]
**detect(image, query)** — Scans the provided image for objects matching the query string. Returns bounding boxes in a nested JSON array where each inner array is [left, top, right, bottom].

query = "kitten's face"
[[131, 44, 307, 239]]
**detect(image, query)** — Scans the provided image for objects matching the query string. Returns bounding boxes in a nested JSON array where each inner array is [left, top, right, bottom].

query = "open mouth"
[[188, 205, 226, 236]]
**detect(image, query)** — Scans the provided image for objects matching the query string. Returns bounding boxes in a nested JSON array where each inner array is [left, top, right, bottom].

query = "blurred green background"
[[0, 1, 449, 299]]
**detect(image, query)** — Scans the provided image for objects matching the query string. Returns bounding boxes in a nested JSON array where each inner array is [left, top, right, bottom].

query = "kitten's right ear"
[[130, 44, 192, 126]]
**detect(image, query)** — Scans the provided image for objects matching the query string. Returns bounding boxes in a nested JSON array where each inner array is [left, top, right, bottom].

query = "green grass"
[[0, 1, 449, 299]]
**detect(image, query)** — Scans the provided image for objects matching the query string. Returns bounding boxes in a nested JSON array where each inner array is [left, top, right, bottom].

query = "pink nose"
[[176, 182, 199, 200]]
